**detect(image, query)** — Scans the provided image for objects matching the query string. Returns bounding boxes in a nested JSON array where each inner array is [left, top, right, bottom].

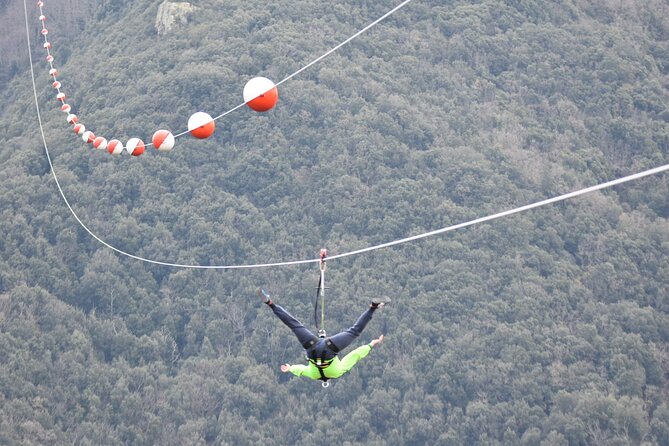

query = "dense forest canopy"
[[1, 0, 668, 444]]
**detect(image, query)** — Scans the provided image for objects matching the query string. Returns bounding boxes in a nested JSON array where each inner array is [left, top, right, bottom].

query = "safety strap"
[[314, 248, 331, 389], [318, 367, 330, 388], [317, 366, 328, 382], [325, 338, 339, 353], [310, 355, 331, 385], [314, 248, 328, 331], [309, 358, 333, 368]]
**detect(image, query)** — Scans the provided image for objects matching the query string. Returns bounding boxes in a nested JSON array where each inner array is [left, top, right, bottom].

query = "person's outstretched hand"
[[280, 364, 290, 373], [370, 334, 384, 347]]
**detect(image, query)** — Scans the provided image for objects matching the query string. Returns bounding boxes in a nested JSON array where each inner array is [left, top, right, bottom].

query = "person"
[[258, 288, 389, 384]]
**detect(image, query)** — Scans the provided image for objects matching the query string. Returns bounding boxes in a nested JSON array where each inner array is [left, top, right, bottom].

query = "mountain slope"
[[1, 0, 668, 444]]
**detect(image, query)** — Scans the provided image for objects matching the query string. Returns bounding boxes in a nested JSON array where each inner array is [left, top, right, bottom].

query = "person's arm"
[[287, 364, 310, 377], [281, 363, 311, 377], [334, 344, 372, 376]]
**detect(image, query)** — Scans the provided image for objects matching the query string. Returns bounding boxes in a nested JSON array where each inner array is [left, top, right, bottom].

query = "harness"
[[311, 358, 332, 383], [312, 249, 333, 387], [303, 335, 340, 388]]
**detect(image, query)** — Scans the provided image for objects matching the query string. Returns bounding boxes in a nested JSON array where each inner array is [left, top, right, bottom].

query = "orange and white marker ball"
[[60, 103, 71, 113], [66, 114, 77, 124], [243, 77, 279, 112], [93, 137, 107, 151], [125, 138, 145, 156], [107, 139, 124, 155], [187, 112, 215, 139], [82, 131, 95, 144], [152, 130, 175, 151], [49, 68, 58, 76], [56, 92, 66, 102], [73, 123, 85, 136]]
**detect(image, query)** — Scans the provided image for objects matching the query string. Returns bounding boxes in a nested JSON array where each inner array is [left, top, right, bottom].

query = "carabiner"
[[321, 381, 330, 388], [319, 248, 328, 272]]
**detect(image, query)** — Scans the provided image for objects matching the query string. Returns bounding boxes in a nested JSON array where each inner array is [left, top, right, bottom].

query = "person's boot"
[[371, 296, 391, 309], [257, 288, 272, 306]]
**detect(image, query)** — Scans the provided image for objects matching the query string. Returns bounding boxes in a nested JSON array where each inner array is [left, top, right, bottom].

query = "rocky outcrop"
[[155, 1, 196, 36]]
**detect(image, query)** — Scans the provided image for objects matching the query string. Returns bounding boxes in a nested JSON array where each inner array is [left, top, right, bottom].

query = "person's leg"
[[327, 306, 376, 351], [269, 303, 318, 348], [259, 288, 318, 347]]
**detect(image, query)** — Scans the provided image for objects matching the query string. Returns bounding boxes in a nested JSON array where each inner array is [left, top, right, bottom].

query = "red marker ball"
[[107, 139, 124, 155], [187, 112, 215, 139], [125, 138, 145, 156], [152, 130, 175, 151], [93, 137, 107, 151], [82, 131, 95, 144], [243, 77, 279, 112], [73, 124, 85, 136]]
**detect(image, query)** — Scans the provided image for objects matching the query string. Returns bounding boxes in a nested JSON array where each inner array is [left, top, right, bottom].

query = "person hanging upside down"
[[258, 288, 389, 384]]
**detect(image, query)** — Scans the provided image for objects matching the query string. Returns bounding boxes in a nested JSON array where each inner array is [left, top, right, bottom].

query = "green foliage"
[[0, 0, 668, 443]]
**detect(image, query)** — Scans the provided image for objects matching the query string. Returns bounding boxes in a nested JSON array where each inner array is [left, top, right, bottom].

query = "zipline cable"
[[273, 0, 416, 88], [33, 0, 417, 145], [172, 0, 417, 140], [24, 0, 669, 270], [324, 163, 669, 262]]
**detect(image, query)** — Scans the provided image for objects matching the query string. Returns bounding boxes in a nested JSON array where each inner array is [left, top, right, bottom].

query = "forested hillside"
[[1, 0, 668, 444], [0, 0, 94, 83]]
